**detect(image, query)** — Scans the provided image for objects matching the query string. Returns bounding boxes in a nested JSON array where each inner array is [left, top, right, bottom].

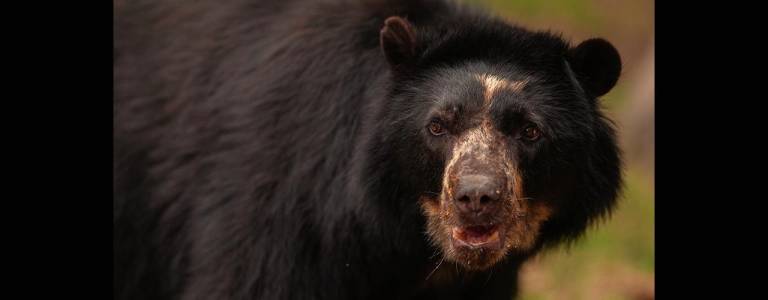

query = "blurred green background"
[[466, 1, 655, 299]]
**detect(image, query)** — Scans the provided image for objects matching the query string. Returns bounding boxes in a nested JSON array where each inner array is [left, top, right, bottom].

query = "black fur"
[[114, 0, 622, 299]]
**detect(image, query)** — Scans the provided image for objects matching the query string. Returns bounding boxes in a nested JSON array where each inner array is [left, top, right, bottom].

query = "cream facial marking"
[[473, 74, 529, 106]]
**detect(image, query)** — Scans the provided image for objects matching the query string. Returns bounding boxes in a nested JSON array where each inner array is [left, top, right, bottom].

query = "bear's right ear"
[[566, 38, 622, 98], [380, 16, 417, 68]]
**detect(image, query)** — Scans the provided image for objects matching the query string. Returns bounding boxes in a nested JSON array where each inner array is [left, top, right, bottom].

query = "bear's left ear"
[[566, 38, 622, 97], [380, 16, 417, 68]]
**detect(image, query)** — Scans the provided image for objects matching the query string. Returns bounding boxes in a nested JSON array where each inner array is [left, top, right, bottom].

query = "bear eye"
[[427, 120, 447, 136], [522, 124, 541, 141]]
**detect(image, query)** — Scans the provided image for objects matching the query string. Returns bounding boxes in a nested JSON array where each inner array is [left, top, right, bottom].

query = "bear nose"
[[453, 174, 503, 215]]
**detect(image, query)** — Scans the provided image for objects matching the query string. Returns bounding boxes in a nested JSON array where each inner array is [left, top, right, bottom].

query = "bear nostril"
[[452, 174, 503, 214]]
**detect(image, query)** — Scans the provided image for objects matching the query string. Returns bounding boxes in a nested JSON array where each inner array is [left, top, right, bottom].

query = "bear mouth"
[[451, 224, 503, 250]]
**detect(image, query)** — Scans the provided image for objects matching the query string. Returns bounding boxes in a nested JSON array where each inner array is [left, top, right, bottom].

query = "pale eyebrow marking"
[[473, 74, 529, 107]]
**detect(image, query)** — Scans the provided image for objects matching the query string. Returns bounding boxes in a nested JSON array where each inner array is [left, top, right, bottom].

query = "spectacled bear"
[[114, 0, 623, 299]]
